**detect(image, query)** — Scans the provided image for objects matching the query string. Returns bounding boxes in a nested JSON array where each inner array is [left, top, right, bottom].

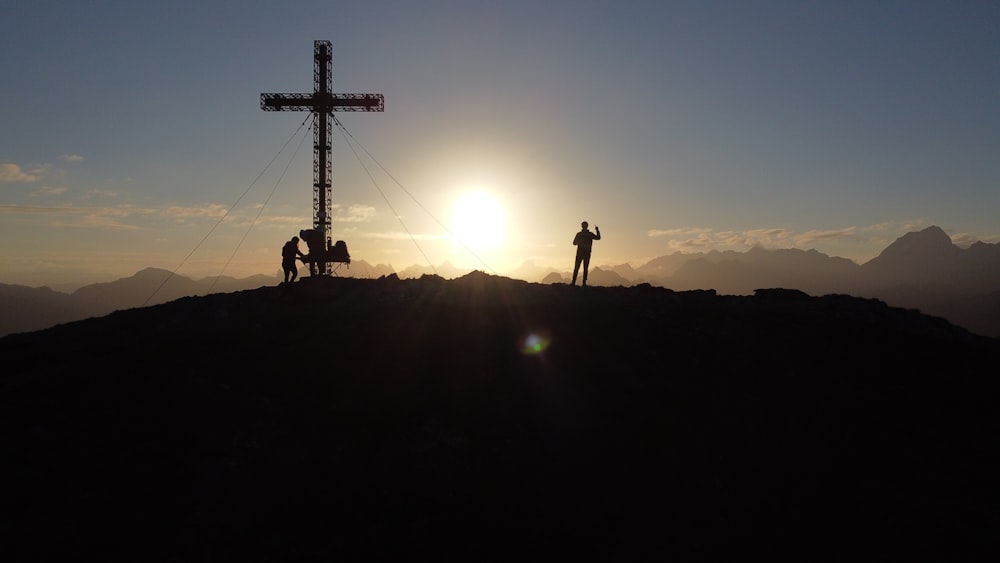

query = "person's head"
[[581, 221, 589, 230], [292, 236, 299, 243]]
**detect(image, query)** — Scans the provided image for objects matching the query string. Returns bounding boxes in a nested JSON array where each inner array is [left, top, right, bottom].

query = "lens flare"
[[521, 332, 551, 355]]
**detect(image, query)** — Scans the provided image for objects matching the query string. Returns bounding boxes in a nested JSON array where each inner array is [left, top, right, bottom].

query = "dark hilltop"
[[3, 272, 999, 561]]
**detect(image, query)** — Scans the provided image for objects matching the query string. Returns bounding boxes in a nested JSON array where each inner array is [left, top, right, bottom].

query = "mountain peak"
[[858, 225, 979, 290], [132, 267, 174, 279], [899, 225, 951, 246], [872, 225, 956, 261]]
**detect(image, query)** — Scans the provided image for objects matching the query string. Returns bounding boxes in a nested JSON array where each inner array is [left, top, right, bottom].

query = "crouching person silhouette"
[[281, 236, 306, 283], [299, 228, 324, 276], [571, 221, 601, 286]]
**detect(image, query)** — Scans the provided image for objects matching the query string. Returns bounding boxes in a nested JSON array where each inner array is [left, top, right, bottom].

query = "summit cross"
[[261, 39, 384, 275]]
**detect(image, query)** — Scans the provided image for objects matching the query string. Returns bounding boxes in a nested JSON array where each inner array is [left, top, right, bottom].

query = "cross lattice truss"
[[261, 40, 384, 274]]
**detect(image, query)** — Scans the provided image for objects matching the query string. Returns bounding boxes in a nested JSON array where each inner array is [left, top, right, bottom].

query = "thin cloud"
[[50, 215, 141, 230], [82, 189, 119, 199], [668, 238, 717, 253], [650, 226, 849, 254], [795, 227, 857, 246], [361, 230, 450, 241], [163, 204, 228, 220], [30, 186, 69, 197], [101, 204, 158, 218], [58, 154, 84, 162], [0, 204, 90, 214], [254, 214, 312, 229], [0, 203, 154, 217], [1, 163, 38, 183], [745, 228, 792, 239], [951, 232, 977, 247], [335, 204, 376, 223], [0, 203, 153, 230], [853, 220, 932, 250], [740, 228, 795, 248], [647, 227, 711, 238], [709, 230, 755, 247], [863, 219, 931, 235]]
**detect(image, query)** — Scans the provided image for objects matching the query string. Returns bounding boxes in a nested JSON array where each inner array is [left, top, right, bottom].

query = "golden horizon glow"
[[450, 190, 506, 255]]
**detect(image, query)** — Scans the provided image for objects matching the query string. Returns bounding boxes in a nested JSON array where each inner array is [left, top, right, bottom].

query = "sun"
[[451, 191, 506, 252]]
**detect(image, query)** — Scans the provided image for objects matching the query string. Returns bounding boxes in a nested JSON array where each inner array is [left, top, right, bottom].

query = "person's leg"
[[582, 254, 591, 285], [572, 254, 582, 285]]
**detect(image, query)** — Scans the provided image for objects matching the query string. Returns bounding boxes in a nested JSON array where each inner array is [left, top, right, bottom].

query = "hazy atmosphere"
[[2, 1, 998, 287]]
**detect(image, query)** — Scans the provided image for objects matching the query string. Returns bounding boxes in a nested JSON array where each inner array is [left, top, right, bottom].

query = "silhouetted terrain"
[[4, 226, 999, 339], [0, 269, 275, 337], [2, 273, 999, 561]]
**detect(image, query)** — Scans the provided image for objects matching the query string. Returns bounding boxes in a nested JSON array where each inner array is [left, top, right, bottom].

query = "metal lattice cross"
[[261, 40, 384, 274]]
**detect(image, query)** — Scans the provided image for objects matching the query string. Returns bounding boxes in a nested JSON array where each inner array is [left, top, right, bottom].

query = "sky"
[[2, 1, 998, 288]]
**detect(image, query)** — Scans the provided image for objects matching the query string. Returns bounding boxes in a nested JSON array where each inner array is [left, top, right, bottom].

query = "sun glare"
[[451, 191, 505, 251]]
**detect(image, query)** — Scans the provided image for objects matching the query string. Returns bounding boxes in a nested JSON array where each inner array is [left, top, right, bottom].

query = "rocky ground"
[[2, 272, 999, 561]]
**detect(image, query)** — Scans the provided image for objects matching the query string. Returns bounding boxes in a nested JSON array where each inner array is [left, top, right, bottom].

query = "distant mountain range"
[[532, 225, 1000, 338], [2, 225, 999, 338], [0, 270, 274, 337]]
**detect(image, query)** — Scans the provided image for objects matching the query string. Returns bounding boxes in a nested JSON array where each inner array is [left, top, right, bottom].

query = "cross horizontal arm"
[[260, 93, 385, 112]]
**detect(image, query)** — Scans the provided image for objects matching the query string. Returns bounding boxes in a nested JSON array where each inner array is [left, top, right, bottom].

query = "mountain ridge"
[[3, 271, 999, 560], [3, 225, 999, 338]]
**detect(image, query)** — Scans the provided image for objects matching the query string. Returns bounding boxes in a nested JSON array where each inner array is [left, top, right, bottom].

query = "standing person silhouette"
[[281, 236, 306, 283], [571, 221, 601, 286]]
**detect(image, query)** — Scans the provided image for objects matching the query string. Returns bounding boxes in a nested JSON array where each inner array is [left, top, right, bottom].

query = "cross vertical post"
[[261, 40, 384, 275]]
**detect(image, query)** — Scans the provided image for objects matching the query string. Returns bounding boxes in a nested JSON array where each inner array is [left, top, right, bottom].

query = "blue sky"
[[2, 1, 998, 287]]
